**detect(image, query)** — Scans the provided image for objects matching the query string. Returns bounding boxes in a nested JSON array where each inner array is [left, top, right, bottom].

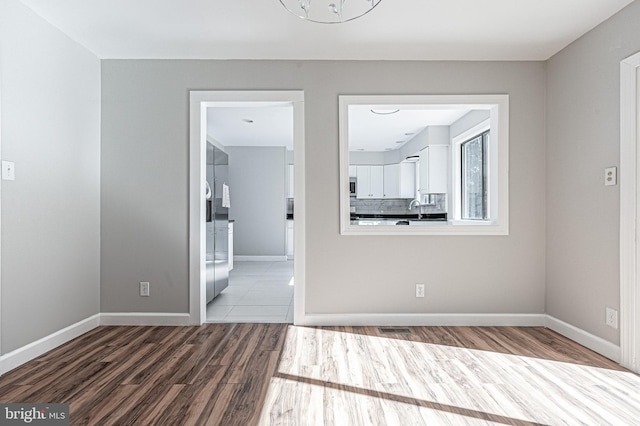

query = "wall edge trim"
[[0, 314, 100, 376], [545, 315, 621, 362], [234, 256, 287, 262], [298, 313, 547, 327], [99, 312, 191, 326]]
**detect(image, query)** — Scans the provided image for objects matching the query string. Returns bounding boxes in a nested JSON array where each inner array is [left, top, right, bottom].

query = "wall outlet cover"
[[605, 307, 618, 329], [1, 160, 15, 181], [605, 167, 617, 186], [140, 281, 150, 297]]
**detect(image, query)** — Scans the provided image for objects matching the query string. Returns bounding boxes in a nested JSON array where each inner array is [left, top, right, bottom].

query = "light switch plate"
[[1, 160, 15, 181], [605, 167, 617, 186], [140, 281, 150, 297]]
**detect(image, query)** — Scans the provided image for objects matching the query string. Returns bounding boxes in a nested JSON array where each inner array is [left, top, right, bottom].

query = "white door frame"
[[0, 72, 3, 356], [620, 51, 640, 372], [188, 91, 306, 325]]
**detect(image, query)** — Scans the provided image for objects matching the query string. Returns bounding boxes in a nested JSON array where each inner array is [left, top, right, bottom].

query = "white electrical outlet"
[[140, 281, 150, 297], [1, 160, 15, 181], [605, 307, 618, 329], [605, 167, 617, 186], [415, 284, 425, 298]]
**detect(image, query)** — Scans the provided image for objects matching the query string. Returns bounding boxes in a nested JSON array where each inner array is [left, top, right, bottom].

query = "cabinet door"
[[383, 164, 401, 198], [356, 166, 371, 198], [287, 165, 294, 198], [228, 222, 234, 271], [399, 162, 416, 198], [286, 221, 294, 258], [349, 166, 357, 178], [419, 146, 448, 194], [419, 148, 429, 195], [369, 166, 384, 198], [428, 145, 448, 193]]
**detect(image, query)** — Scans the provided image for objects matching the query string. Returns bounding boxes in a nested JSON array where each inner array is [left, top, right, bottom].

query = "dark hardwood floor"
[[0, 325, 637, 425]]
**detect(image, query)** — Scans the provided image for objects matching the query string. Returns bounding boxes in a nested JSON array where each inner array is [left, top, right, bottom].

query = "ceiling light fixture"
[[279, 0, 383, 24], [370, 109, 400, 115]]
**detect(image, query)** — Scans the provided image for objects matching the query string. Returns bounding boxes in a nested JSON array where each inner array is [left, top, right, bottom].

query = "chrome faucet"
[[408, 198, 422, 219]]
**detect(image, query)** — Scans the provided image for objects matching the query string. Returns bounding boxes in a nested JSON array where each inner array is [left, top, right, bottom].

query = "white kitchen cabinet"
[[383, 163, 415, 198], [383, 164, 401, 198], [286, 220, 294, 259], [400, 162, 416, 198], [349, 166, 357, 178], [287, 164, 294, 198], [228, 221, 234, 271], [419, 145, 448, 195], [356, 166, 383, 198]]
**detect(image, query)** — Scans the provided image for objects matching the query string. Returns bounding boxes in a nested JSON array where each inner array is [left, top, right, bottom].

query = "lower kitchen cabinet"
[[228, 221, 234, 271], [286, 220, 294, 259]]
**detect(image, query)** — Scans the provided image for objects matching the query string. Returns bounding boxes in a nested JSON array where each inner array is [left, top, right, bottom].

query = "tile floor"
[[206, 260, 294, 323]]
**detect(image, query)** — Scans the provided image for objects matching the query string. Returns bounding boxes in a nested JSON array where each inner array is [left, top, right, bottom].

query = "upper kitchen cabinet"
[[383, 162, 416, 198], [356, 165, 383, 198], [419, 145, 447, 195]]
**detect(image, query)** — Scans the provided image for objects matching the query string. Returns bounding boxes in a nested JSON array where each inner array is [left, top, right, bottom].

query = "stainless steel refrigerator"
[[206, 142, 229, 303]]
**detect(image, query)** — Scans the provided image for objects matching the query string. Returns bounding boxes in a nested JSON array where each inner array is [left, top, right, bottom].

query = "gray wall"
[[546, 1, 640, 345], [0, 1, 101, 353], [227, 146, 286, 256], [100, 59, 546, 316]]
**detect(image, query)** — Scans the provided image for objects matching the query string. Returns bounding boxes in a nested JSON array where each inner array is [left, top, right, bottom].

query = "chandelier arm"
[[279, 0, 383, 24]]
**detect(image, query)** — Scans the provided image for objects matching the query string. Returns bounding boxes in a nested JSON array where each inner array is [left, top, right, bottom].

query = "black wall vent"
[[378, 327, 413, 334]]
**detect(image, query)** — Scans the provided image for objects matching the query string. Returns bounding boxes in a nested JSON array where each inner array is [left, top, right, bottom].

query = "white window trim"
[[451, 119, 492, 224], [339, 94, 509, 236]]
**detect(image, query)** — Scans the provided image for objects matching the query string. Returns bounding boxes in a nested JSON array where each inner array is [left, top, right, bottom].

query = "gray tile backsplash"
[[350, 194, 447, 215]]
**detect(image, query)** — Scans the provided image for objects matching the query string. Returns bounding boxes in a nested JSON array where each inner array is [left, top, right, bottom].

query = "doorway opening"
[[206, 105, 295, 322], [189, 91, 305, 326]]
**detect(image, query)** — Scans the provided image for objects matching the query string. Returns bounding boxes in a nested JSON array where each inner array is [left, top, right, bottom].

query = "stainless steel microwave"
[[349, 178, 356, 196]]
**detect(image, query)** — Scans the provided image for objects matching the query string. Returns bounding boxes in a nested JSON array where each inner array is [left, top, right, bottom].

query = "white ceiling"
[[349, 107, 470, 152], [20, 0, 634, 61], [207, 105, 294, 150]]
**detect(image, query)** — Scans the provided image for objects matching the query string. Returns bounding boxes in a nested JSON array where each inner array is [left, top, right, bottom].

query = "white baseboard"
[[100, 312, 191, 326], [299, 313, 547, 327], [302, 313, 621, 362], [545, 315, 621, 362], [0, 311, 621, 377], [0, 314, 100, 376], [234, 255, 287, 262]]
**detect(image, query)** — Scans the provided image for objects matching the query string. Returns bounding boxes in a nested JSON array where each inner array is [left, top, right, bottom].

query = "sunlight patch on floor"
[[257, 326, 640, 425]]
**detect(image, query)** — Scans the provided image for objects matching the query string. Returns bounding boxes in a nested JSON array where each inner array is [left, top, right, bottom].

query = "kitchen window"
[[338, 94, 509, 235], [461, 130, 489, 220]]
